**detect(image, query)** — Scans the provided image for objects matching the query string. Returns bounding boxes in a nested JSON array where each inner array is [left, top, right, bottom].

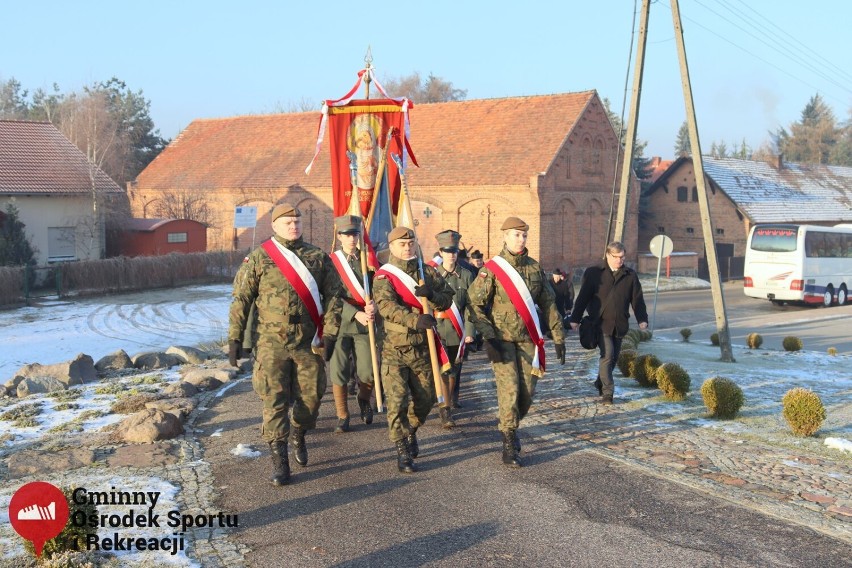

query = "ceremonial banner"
[[305, 71, 417, 220]]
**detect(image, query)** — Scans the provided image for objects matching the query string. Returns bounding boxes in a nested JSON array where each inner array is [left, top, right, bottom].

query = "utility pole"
[[671, 0, 734, 361], [613, 0, 734, 361], [612, 0, 650, 245]]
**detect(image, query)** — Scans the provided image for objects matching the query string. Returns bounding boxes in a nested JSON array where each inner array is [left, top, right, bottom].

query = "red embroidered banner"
[[326, 100, 415, 218]]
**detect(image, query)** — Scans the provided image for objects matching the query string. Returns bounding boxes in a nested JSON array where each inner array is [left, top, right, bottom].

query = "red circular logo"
[[9, 482, 70, 558]]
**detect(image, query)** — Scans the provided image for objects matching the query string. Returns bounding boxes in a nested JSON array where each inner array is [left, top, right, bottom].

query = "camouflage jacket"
[[468, 246, 564, 344], [336, 249, 373, 337], [228, 236, 342, 348], [373, 254, 454, 349], [434, 263, 476, 346]]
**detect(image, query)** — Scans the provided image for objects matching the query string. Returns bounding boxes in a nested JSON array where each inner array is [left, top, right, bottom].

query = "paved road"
[[650, 282, 852, 354], [194, 347, 851, 567]]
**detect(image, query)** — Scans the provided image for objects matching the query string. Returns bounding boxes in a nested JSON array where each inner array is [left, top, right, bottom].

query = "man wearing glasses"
[[569, 241, 648, 405]]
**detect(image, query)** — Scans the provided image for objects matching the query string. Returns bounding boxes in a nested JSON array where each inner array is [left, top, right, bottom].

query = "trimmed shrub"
[[679, 328, 692, 342], [24, 487, 98, 560], [621, 337, 637, 351], [782, 336, 803, 352], [626, 329, 642, 345], [701, 377, 744, 419], [639, 329, 653, 342], [617, 349, 638, 377], [828, 347, 837, 356], [710, 332, 720, 346], [746, 333, 763, 349], [633, 354, 662, 387], [782, 387, 826, 437], [655, 362, 691, 400]]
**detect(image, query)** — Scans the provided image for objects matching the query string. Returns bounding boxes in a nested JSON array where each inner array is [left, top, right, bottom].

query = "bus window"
[[826, 234, 842, 257], [805, 231, 827, 258], [751, 226, 798, 252]]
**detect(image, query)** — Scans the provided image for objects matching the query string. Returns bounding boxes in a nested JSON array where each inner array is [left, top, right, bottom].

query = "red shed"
[[118, 218, 207, 257]]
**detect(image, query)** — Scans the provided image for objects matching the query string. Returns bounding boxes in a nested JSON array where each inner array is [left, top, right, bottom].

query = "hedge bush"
[[746, 333, 763, 349], [655, 362, 691, 400], [700, 376, 744, 419], [782, 387, 825, 437], [633, 354, 662, 387], [639, 329, 653, 342], [710, 332, 720, 346], [679, 328, 692, 342], [617, 349, 638, 377], [828, 347, 837, 356], [782, 336, 803, 352]]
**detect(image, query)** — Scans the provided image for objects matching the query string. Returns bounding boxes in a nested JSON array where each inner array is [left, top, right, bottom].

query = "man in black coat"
[[569, 241, 648, 405]]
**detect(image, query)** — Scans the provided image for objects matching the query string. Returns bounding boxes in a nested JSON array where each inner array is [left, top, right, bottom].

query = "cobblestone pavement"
[[460, 342, 852, 543]]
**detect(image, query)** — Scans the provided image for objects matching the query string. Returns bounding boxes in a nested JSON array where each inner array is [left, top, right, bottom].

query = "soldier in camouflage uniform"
[[468, 216, 566, 467], [373, 226, 454, 473], [228, 203, 342, 486], [328, 215, 377, 433], [433, 229, 475, 426]]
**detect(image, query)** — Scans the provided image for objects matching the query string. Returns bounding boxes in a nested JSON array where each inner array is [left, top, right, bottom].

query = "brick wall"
[[639, 161, 749, 258]]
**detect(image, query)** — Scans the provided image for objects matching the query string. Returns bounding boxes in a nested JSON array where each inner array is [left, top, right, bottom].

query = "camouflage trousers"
[[490, 340, 538, 432], [252, 335, 327, 443], [381, 344, 437, 443], [329, 332, 374, 387]]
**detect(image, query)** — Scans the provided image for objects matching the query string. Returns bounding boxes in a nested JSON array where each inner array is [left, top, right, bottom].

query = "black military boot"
[[502, 430, 522, 468], [334, 417, 350, 434], [594, 377, 603, 396], [357, 382, 374, 425], [395, 439, 415, 474], [268, 441, 290, 486], [290, 426, 308, 467], [514, 430, 522, 454], [439, 406, 456, 429], [405, 428, 419, 459]]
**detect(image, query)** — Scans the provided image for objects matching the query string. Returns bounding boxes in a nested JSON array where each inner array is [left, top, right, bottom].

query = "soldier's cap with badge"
[[501, 216, 529, 231], [271, 203, 301, 221], [435, 229, 462, 252], [388, 226, 415, 243], [335, 215, 361, 235], [469, 249, 483, 259]]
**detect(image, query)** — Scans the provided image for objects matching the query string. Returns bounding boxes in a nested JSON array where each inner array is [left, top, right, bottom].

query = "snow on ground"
[[0, 284, 231, 381], [0, 280, 849, 563], [615, 334, 852, 454]]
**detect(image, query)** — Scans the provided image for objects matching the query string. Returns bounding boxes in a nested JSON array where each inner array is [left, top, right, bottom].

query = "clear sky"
[[2, 1, 850, 159]]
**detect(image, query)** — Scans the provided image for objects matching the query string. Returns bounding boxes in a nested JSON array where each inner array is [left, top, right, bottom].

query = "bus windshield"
[[751, 226, 798, 253]]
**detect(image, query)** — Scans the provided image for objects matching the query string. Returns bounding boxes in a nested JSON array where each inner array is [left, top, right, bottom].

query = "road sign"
[[233, 206, 258, 228], [649, 234, 674, 259]]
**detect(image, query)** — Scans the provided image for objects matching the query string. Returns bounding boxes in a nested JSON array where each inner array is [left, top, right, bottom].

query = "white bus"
[[744, 223, 852, 306]]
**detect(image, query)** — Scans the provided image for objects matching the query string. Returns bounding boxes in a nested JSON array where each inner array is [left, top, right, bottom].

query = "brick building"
[[641, 155, 852, 278], [129, 91, 639, 272], [117, 218, 207, 257]]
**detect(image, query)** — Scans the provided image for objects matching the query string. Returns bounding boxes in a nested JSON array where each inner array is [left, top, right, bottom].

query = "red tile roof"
[[0, 120, 123, 195], [136, 91, 597, 190]]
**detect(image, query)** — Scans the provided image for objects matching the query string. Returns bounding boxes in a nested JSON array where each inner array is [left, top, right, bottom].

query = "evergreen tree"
[[0, 204, 37, 267], [781, 94, 838, 164], [674, 121, 691, 156], [829, 108, 852, 166], [602, 97, 652, 181]]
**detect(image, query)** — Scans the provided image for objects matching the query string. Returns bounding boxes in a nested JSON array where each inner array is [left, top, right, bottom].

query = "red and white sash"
[[485, 256, 546, 376], [331, 250, 366, 307], [374, 263, 451, 371], [261, 239, 324, 350], [437, 301, 466, 362]]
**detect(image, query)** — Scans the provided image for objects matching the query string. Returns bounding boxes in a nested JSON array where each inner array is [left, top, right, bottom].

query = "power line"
[[727, 0, 852, 85], [707, 0, 852, 91], [691, 0, 852, 96]]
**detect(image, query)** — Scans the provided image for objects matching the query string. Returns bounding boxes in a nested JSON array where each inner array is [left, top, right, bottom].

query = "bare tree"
[[152, 189, 213, 226], [381, 72, 467, 103]]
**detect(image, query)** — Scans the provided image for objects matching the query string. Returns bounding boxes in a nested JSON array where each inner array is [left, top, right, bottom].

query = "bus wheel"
[[770, 300, 785, 306], [823, 286, 834, 307], [838, 286, 848, 306]]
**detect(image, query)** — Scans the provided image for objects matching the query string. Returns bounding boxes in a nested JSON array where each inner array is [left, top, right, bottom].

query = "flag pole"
[[392, 153, 448, 405]]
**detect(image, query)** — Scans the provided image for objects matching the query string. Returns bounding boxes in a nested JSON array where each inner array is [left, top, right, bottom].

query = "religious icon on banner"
[[348, 114, 384, 211]]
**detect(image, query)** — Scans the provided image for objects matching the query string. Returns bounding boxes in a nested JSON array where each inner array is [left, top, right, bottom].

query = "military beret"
[[469, 249, 483, 259], [271, 203, 301, 221], [501, 216, 529, 231], [388, 226, 415, 242], [435, 229, 461, 252], [335, 215, 361, 235]]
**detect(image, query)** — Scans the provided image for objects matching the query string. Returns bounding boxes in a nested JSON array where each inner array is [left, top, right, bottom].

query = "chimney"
[[775, 153, 783, 170]]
